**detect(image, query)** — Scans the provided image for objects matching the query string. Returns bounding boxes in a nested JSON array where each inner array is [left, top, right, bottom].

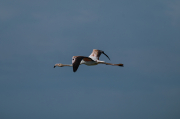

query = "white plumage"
[[54, 49, 123, 72]]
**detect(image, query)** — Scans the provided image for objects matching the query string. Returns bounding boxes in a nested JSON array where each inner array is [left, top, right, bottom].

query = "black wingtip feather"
[[72, 56, 86, 72], [102, 51, 110, 60]]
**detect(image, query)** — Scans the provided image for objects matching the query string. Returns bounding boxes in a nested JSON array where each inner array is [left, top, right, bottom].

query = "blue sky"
[[1, 0, 180, 119]]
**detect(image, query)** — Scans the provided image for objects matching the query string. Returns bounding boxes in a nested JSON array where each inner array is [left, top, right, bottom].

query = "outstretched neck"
[[62, 64, 72, 66], [54, 63, 72, 68]]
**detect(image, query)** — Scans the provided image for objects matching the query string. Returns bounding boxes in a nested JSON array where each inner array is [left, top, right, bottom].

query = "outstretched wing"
[[72, 56, 93, 72], [72, 56, 85, 72], [89, 49, 110, 61]]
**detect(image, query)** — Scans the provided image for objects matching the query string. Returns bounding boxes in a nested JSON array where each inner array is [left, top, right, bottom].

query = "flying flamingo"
[[54, 49, 123, 72]]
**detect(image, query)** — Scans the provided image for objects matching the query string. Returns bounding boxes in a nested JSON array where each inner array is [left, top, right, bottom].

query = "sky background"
[[0, 0, 180, 119]]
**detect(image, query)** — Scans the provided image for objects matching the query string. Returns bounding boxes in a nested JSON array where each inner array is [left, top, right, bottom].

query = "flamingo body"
[[54, 49, 123, 72]]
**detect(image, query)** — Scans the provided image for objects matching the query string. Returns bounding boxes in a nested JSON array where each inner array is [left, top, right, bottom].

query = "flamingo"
[[54, 49, 123, 72]]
